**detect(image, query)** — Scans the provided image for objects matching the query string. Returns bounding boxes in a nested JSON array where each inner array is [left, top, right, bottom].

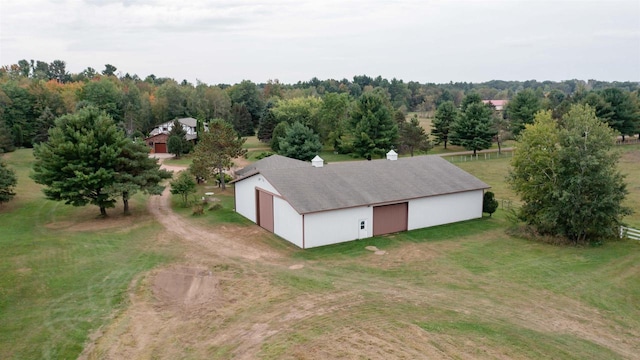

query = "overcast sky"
[[1, 0, 639, 85]]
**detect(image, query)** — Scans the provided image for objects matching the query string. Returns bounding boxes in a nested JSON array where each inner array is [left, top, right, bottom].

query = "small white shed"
[[233, 155, 489, 249]]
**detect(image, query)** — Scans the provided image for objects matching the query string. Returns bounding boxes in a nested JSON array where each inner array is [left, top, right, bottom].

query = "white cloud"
[[1, 0, 638, 83]]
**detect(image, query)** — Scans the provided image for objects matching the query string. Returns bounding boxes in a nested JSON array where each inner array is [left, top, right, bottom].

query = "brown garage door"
[[373, 202, 408, 236], [257, 190, 274, 232], [154, 143, 167, 153]]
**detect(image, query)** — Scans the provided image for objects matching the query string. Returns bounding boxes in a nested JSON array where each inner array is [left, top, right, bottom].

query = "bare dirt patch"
[[153, 265, 221, 309]]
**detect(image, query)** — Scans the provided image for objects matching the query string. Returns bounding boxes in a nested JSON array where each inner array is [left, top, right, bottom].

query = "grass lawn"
[[163, 155, 193, 167], [262, 213, 639, 358], [170, 184, 251, 227], [0, 149, 181, 359]]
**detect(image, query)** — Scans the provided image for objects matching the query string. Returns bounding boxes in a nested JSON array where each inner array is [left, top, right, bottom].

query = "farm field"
[[1, 146, 639, 359]]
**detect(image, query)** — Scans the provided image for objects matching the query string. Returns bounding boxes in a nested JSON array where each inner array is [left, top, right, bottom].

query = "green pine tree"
[[350, 92, 398, 160], [450, 101, 496, 155], [278, 122, 322, 161], [32, 106, 128, 217]]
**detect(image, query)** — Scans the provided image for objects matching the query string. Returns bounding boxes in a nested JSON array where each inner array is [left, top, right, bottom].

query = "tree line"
[[1, 59, 638, 155]]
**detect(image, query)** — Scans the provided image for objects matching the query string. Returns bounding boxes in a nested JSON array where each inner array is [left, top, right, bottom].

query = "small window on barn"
[[360, 220, 365, 230]]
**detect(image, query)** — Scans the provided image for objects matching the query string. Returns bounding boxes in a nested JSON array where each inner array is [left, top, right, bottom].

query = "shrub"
[[255, 151, 274, 160], [192, 203, 204, 216], [483, 191, 498, 217]]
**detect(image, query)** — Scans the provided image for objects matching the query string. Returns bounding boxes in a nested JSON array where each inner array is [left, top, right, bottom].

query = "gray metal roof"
[[177, 117, 198, 128], [236, 155, 490, 214]]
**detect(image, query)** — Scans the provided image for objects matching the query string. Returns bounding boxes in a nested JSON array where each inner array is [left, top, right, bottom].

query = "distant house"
[[482, 100, 509, 111], [232, 152, 490, 249], [144, 117, 200, 153], [145, 133, 169, 154]]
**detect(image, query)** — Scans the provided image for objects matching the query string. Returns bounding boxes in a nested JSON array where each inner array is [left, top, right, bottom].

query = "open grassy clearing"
[[0, 149, 181, 359], [123, 202, 639, 358]]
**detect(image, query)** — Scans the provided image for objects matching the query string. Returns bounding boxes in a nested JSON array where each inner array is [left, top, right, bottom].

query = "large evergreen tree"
[[167, 119, 191, 158], [431, 101, 458, 149], [190, 120, 246, 190], [32, 106, 128, 216], [509, 106, 631, 243], [450, 100, 496, 155], [349, 92, 398, 160], [399, 115, 432, 156], [257, 102, 278, 142], [506, 89, 541, 136], [597, 88, 639, 141], [277, 122, 322, 161]]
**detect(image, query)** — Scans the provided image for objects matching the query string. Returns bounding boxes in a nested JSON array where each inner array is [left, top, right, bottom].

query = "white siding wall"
[[234, 175, 281, 223], [273, 197, 304, 248], [160, 120, 196, 135], [304, 206, 373, 248], [407, 190, 483, 230]]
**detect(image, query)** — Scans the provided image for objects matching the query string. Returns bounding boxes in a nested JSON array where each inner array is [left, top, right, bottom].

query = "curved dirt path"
[[147, 160, 282, 262]]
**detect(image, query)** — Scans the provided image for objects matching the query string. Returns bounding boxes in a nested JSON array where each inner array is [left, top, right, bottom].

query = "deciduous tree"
[[190, 120, 246, 190], [271, 97, 322, 137], [509, 106, 631, 243], [31, 106, 128, 216], [170, 171, 196, 206], [0, 119, 15, 153], [227, 80, 264, 127], [229, 103, 254, 137], [79, 78, 123, 121], [318, 93, 350, 150]]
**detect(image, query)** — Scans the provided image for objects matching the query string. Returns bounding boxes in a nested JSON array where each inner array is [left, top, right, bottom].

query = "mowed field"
[[1, 145, 639, 359]]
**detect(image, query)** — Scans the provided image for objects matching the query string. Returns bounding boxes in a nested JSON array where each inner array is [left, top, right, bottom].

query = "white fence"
[[620, 226, 640, 241], [445, 150, 515, 163]]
